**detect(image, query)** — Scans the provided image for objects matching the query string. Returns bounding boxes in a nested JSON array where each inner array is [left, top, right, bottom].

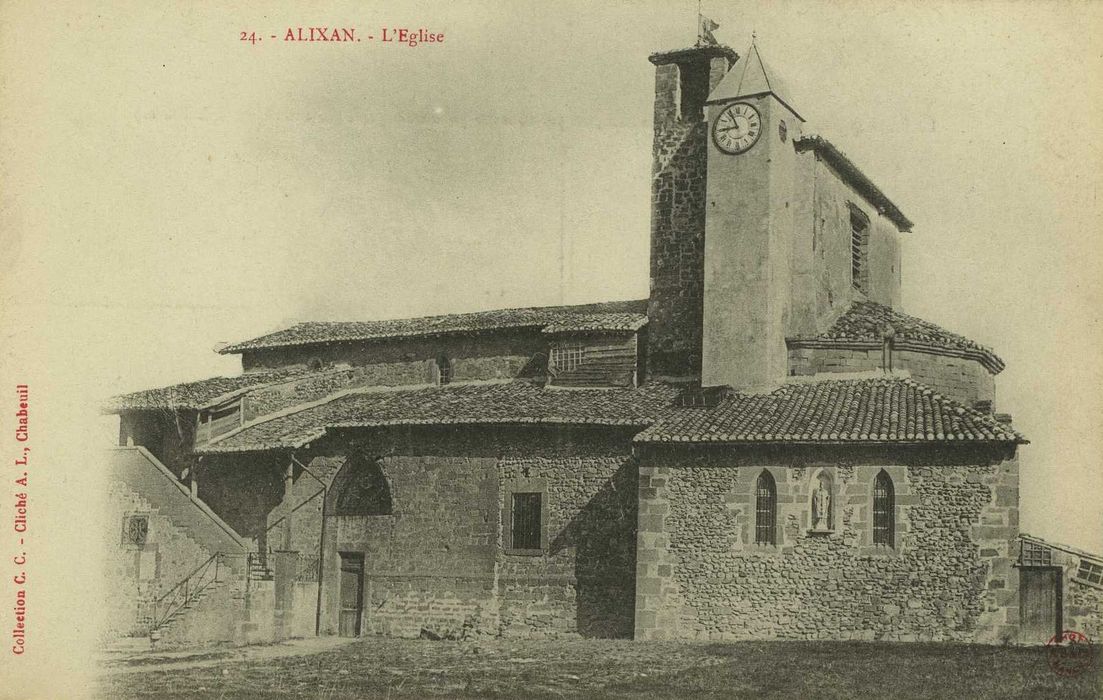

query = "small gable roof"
[[219, 299, 649, 354], [789, 301, 1005, 374]]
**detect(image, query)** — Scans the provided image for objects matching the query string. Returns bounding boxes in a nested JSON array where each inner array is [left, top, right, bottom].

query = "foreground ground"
[[98, 636, 1101, 699]]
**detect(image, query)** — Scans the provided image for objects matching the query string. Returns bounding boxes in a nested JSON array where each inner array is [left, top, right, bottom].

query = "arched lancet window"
[[755, 470, 777, 545], [873, 470, 895, 547], [334, 456, 393, 516], [436, 354, 453, 385]]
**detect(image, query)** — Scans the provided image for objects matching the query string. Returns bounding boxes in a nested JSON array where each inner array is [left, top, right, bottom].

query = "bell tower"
[[646, 45, 738, 380], [700, 43, 805, 391]]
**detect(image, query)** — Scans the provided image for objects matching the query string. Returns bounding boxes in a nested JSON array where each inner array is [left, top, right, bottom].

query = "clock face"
[[713, 102, 762, 154]]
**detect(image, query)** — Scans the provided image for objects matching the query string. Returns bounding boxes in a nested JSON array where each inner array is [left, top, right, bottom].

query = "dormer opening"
[[549, 341, 584, 375]]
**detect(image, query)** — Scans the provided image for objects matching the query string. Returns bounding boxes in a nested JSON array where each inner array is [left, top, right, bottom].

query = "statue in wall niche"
[[812, 475, 832, 531]]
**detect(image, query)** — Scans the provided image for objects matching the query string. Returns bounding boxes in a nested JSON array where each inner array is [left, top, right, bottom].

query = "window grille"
[[1020, 540, 1054, 567], [1076, 560, 1103, 586], [850, 207, 870, 293], [755, 471, 776, 545], [511, 492, 542, 550], [123, 515, 149, 546], [549, 343, 584, 374], [872, 470, 895, 547]]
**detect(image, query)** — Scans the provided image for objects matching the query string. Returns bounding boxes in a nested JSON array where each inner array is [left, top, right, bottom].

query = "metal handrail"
[[149, 552, 224, 633], [155, 551, 221, 605]]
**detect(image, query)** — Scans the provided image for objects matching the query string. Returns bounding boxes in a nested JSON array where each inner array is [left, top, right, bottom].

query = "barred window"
[[1020, 540, 1054, 567], [850, 206, 870, 294], [436, 355, 453, 385], [755, 471, 776, 545], [122, 515, 149, 546], [1076, 560, 1103, 586], [873, 470, 895, 547], [511, 492, 542, 550], [549, 343, 584, 374]]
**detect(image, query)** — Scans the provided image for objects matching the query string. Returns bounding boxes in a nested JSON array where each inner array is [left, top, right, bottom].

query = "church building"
[[105, 39, 1093, 647]]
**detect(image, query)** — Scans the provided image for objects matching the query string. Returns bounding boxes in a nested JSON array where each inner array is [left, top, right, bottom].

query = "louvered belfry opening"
[[511, 492, 542, 550], [755, 471, 777, 545], [873, 470, 895, 546], [850, 206, 870, 293]]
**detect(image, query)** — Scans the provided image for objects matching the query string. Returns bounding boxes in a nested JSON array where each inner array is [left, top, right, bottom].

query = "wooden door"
[[1020, 568, 1061, 642], [338, 553, 364, 637]]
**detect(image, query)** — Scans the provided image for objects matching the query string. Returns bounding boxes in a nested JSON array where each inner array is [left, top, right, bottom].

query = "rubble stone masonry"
[[788, 346, 996, 408], [645, 50, 731, 379], [274, 426, 640, 639], [635, 446, 1020, 643]]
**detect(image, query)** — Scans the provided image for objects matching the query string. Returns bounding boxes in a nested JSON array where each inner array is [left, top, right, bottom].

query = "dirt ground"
[[97, 636, 1102, 699]]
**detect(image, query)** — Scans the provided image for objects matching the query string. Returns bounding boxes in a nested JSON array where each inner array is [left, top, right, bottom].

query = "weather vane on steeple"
[[697, 1, 720, 47]]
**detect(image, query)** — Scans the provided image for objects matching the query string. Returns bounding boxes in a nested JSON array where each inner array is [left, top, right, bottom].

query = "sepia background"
[[1, 0, 1101, 696]]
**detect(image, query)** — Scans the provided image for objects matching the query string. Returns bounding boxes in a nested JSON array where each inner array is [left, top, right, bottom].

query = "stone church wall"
[[645, 50, 732, 379], [497, 454, 637, 638], [787, 150, 903, 338], [1066, 579, 1103, 642], [272, 426, 639, 639], [635, 446, 1020, 643], [788, 346, 996, 408]]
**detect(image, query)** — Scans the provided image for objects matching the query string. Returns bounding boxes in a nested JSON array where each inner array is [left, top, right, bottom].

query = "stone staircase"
[[110, 447, 258, 646], [110, 447, 251, 576]]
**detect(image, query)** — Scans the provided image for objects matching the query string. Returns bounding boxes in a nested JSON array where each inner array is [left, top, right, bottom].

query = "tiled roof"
[[104, 369, 305, 413], [794, 136, 913, 232], [541, 313, 648, 334], [634, 377, 1026, 444], [789, 301, 1005, 374], [198, 381, 682, 453], [707, 42, 802, 120], [219, 299, 649, 354]]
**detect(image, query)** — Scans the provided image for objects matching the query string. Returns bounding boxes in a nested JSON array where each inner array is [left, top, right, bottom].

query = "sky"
[[1, 3, 1101, 680]]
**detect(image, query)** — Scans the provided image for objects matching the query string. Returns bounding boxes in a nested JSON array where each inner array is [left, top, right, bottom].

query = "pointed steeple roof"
[[707, 42, 803, 121]]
